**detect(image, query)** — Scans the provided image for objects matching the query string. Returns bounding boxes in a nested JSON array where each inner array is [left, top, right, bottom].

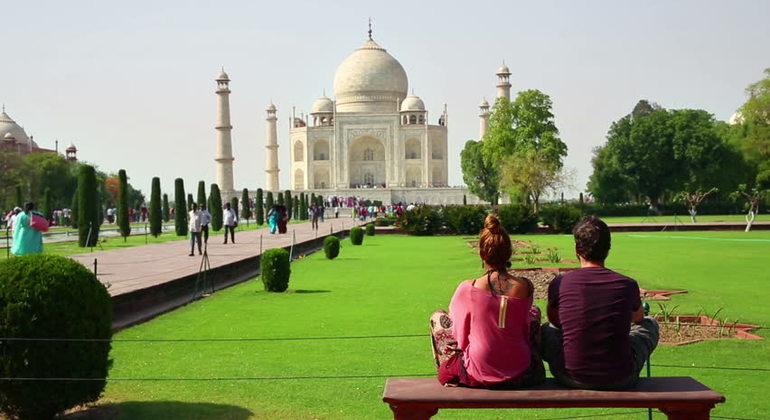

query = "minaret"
[[479, 98, 490, 139], [215, 69, 235, 196], [265, 103, 280, 191], [496, 63, 511, 101]]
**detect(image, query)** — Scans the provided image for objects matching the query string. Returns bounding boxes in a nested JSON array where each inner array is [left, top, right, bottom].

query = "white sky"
[[2, 1, 769, 199]]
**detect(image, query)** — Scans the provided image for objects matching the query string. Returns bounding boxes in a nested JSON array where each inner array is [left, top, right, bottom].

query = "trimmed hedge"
[[350, 226, 364, 245], [324, 236, 340, 259], [395, 205, 442, 236], [497, 204, 539, 234], [444, 205, 486, 234], [541, 205, 584, 233], [365, 223, 375, 236], [261, 248, 291, 292], [0, 255, 112, 419], [374, 216, 396, 226]]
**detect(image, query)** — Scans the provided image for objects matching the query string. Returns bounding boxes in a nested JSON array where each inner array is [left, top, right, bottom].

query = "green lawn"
[[601, 213, 769, 224], [100, 232, 770, 419]]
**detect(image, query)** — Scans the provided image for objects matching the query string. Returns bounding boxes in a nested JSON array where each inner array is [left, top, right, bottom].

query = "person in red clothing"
[[430, 214, 544, 388], [542, 215, 659, 390]]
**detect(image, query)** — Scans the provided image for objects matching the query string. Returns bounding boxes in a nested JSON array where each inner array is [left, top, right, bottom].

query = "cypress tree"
[[317, 195, 324, 207], [42, 187, 52, 220], [301, 193, 308, 220], [15, 184, 22, 207], [187, 194, 194, 212], [174, 178, 188, 236], [77, 165, 99, 247], [293, 197, 299, 220], [299, 193, 305, 220], [117, 169, 131, 241], [230, 197, 239, 226], [162, 193, 170, 222], [266, 191, 274, 214], [255, 188, 264, 225], [285, 190, 292, 220], [311, 193, 316, 209], [241, 188, 251, 223], [197, 181, 207, 206], [71, 187, 79, 228], [210, 183, 223, 231], [150, 177, 162, 237], [277, 192, 285, 206]]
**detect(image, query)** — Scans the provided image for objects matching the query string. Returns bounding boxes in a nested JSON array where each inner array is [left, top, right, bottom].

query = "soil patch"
[[655, 316, 762, 345]]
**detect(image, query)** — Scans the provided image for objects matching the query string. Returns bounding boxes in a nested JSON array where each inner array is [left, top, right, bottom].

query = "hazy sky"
[[3, 1, 769, 199]]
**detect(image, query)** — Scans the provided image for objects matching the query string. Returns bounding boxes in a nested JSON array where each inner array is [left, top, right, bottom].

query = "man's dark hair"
[[573, 215, 611, 262]]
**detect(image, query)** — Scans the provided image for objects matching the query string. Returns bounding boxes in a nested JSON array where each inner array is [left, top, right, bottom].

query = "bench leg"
[[660, 406, 713, 420], [388, 404, 439, 420]]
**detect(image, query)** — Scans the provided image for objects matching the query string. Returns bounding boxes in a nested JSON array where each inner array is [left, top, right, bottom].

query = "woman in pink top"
[[430, 214, 544, 388]]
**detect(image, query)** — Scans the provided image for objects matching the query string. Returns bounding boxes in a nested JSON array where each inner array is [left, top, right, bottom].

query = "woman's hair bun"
[[484, 214, 502, 233]]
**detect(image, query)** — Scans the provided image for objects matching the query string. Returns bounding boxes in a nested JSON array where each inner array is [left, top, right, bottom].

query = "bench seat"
[[382, 377, 725, 420]]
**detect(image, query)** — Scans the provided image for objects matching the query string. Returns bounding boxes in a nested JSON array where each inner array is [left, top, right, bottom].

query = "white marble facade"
[[289, 36, 449, 191]]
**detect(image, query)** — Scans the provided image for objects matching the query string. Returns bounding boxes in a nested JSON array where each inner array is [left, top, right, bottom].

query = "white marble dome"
[[217, 70, 229, 81], [312, 96, 334, 113], [479, 98, 490, 107], [400, 95, 425, 112], [333, 38, 408, 113], [497, 65, 510, 74], [0, 111, 32, 145]]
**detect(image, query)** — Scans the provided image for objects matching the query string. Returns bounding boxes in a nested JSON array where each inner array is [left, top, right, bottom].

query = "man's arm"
[[547, 304, 561, 328]]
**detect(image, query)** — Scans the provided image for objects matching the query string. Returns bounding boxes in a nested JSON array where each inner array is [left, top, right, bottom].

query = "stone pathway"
[[68, 216, 365, 297]]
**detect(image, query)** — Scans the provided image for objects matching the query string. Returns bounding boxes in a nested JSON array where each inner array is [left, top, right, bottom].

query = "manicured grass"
[[601, 214, 769, 224], [101, 232, 769, 419]]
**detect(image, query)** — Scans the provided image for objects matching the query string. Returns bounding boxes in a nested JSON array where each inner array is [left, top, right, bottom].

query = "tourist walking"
[[310, 204, 319, 230], [223, 202, 236, 244], [199, 203, 212, 245], [267, 205, 279, 234], [277, 205, 288, 234], [188, 203, 202, 256], [11, 202, 44, 256], [430, 214, 544, 388]]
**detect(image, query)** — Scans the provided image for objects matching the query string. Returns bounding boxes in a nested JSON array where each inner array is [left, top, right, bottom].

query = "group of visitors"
[[186, 202, 237, 256], [267, 205, 288, 234], [3, 203, 46, 255], [430, 214, 659, 390]]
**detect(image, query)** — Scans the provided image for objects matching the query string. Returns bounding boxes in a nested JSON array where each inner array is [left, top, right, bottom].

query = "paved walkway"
[[69, 216, 365, 297]]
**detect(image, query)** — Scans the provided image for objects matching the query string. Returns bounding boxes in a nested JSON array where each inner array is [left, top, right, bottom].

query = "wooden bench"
[[382, 377, 725, 420]]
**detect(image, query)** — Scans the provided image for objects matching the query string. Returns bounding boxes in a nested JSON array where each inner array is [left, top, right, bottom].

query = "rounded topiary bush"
[[0, 254, 112, 420], [261, 248, 291, 292], [324, 236, 340, 259], [365, 223, 375, 236], [350, 226, 364, 245]]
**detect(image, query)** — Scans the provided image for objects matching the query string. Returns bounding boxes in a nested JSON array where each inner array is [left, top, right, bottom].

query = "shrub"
[[365, 223, 375, 236], [174, 178, 188, 236], [374, 216, 396, 226], [261, 248, 291, 292], [162, 193, 170, 222], [78, 165, 100, 247], [497, 204, 539, 234], [241, 188, 251, 221], [285, 190, 293, 219], [396, 205, 442, 236], [117, 169, 130, 241], [444, 205, 487, 234], [350, 226, 364, 245], [324, 235, 340, 259], [0, 255, 112, 419], [149, 177, 162, 237], [255, 188, 264, 225], [197, 180, 207, 206], [541, 205, 584, 233], [209, 184, 223, 231]]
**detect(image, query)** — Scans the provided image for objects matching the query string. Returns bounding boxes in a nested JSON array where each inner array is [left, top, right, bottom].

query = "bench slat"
[[383, 377, 725, 408]]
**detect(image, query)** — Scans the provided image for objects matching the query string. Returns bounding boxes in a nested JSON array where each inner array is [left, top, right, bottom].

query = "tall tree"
[[285, 190, 293, 220], [209, 184, 223, 231], [501, 150, 565, 213], [277, 192, 285, 206], [162, 193, 170, 222], [174, 178, 188, 236], [77, 165, 99, 247], [117, 169, 131, 241], [241, 188, 251, 223], [266, 191, 274, 215], [737, 68, 770, 189], [150, 177, 162, 237], [255, 188, 264, 225], [197, 181, 207, 206], [15, 184, 23, 207], [230, 197, 239, 226], [293, 197, 299, 220], [70, 187, 79, 228], [42, 188, 52, 220], [187, 194, 194, 212], [461, 140, 500, 205]]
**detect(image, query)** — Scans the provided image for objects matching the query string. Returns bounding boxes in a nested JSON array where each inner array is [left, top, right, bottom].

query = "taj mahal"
[[213, 28, 513, 205]]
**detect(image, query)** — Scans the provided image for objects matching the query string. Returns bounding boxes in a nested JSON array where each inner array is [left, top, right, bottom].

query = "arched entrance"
[[349, 136, 386, 188]]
